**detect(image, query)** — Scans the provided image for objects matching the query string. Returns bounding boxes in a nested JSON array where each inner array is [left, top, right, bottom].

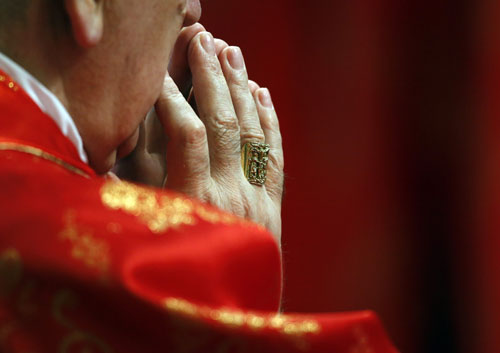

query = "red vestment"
[[0, 71, 398, 353]]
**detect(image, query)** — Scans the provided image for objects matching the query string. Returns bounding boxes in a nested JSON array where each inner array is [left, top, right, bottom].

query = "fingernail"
[[227, 47, 244, 70], [200, 32, 215, 55], [259, 88, 274, 108]]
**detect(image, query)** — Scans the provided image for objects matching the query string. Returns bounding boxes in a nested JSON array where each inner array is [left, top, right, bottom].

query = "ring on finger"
[[241, 142, 270, 186]]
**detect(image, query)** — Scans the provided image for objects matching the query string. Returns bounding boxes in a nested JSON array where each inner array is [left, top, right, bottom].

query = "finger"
[[135, 120, 147, 151], [215, 38, 229, 56], [219, 46, 265, 146], [188, 32, 241, 176], [186, 38, 227, 114], [144, 108, 166, 156], [248, 80, 260, 95], [168, 23, 205, 97], [155, 75, 210, 195], [254, 88, 284, 204]]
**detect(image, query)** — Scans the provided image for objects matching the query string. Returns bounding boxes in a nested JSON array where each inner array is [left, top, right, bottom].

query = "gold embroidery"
[[0, 74, 19, 91], [52, 290, 113, 353], [164, 297, 198, 316], [283, 320, 320, 335], [100, 181, 265, 233], [246, 314, 266, 330], [163, 298, 321, 336], [269, 314, 287, 328], [59, 212, 110, 278], [0, 142, 90, 178], [101, 181, 196, 233], [0, 248, 23, 298], [212, 309, 246, 327], [194, 204, 239, 225]]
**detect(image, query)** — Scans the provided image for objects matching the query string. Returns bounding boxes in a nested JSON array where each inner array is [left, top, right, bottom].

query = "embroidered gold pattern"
[[165, 297, 198, 316], [100, 181, 196, 233], [194, 204, 240, 225], [100, 181, 262, 233], [247, 314, 266, 330], [164, 298, 321, 336], [100, 181, 264, 234], [0, 75, 18, 91], [59, 212, 110, 277], [0, 142, 90, 178]]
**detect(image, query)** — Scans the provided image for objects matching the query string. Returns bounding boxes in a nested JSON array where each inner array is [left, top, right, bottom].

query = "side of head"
[[0, 0, 199, 174]]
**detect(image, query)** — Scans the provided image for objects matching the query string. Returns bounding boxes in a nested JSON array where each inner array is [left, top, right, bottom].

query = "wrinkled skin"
[[115, 22, 284, 242]]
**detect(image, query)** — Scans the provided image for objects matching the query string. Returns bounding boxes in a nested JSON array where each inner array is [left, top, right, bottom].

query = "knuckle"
[[212, 132, 241, 154], [240, 129, 265, 142], [209, 111, 240, 132], [180, 121, 207, 147]]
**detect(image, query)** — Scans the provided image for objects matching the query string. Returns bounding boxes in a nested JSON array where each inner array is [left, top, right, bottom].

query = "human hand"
[[112, 24, 207, 186], [113, 24, 234, 187], [156, 30, 284, 242]]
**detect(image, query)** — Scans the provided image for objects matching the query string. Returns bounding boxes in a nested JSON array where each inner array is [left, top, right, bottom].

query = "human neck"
[[0, 3, 68, 109], [0, 4, 120, 174]]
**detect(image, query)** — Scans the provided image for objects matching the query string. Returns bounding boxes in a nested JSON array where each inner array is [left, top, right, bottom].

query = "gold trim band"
[[0, 142, 90, 178]]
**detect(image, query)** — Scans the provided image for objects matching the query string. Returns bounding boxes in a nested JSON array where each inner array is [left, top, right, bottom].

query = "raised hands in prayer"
[[115, 24, 284, 242]]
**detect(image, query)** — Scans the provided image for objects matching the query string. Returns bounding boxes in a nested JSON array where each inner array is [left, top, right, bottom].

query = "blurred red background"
[[203, 1, 500, 353]]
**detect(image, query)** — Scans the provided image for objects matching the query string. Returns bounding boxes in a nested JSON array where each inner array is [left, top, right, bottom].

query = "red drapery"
[[204, 2, 500, 352]]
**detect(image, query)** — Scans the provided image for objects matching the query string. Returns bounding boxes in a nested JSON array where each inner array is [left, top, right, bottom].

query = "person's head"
[[0, 0, 201, 174]]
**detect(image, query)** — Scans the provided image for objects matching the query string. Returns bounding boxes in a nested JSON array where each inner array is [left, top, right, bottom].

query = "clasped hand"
[[115, 24, 284, 243]]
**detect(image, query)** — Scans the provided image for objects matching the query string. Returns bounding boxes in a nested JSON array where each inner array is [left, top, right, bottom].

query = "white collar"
[[0, 52, 88, 163]]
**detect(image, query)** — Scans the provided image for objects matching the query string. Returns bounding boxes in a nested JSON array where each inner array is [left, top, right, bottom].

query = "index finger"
[[188, 32, 241, 176], [168, 23, 205, 97]]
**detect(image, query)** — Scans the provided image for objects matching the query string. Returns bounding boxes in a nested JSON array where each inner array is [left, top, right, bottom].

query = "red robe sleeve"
[[0, 70, 398, 353], [0, 177, 398, 353]]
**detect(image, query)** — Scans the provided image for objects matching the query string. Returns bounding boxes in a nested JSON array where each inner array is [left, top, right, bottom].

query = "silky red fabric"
[[204, 2, 500, 352], [0, 72, 398, 352]]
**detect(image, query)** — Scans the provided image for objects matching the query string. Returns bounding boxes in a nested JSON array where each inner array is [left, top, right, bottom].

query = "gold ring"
[[241, 142, 270, 186]]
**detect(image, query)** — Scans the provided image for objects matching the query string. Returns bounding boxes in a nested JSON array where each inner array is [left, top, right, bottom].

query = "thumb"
[[155, 76, 210, 195]]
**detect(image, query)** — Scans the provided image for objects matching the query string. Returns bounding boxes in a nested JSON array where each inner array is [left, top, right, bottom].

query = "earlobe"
[[64, 0, 104, 48]]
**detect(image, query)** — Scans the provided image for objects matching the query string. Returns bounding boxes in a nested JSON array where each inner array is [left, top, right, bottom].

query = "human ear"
[[64, 0, 104, 48]]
